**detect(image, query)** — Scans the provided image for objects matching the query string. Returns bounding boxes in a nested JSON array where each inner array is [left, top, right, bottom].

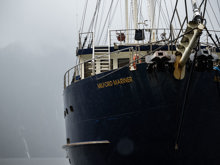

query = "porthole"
[[66, 108, 68, 114], [67, 138, 70, 144], [70, 106, 74, 112]]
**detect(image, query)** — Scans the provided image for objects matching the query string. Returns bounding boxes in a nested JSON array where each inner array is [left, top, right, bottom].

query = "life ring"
[[133, 54, 141, 69], [116, 33, 125, 42]]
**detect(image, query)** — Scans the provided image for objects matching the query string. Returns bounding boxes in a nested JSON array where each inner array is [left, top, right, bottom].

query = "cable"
[[185, 0, 188, 23], [156, 0, 162, 28], [97, 1, 106, 38], [217, 0, 220, 17], [206, 10, 215, 32], [207, 0, 220, 29], [104, 0, 120, 44], [174, 41, 199, 151], [155, 0, 169, 28], [97, 0, 114, 44], [205, 27, 220, 51], [94, 0, 101, 37], [96, 27, 198, 81], [80, 0, 88, 32]]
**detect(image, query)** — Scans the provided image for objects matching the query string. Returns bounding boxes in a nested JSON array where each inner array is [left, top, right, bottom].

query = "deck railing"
[[64, 47, 134, 89]]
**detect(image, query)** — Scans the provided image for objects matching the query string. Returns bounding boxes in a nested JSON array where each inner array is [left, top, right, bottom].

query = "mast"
[[125, 0, 129, 43], [147, 0, 156, 41], [191, 0, 202, 22], [133, 0, 138, 29]]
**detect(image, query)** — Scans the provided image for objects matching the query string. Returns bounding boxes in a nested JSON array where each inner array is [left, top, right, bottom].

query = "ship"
[[62, 0, 220, 164]]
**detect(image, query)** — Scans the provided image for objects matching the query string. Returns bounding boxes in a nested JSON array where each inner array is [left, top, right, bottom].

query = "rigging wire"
[[119, 0, 123, 28], [104, 0, 120, 44], [205, 27, 220, 51], [108, 0, 120, 27], [155, 0, 169, 28], [138, 0, 144, 24], [185, 0, 188, 23], [88, 0, 101, 32], [202, 0, 208, 19], [199, 0, 205, 10], [156, 0, 162, 28], [207, 0, 220, 29], [163, 0, 170, 23], [97, 0, 114, 44], [175, 40, 200, 151], [217, 0, 220, 17], [80, 0, 88, 32], [206, 10, 215, 31], [96, 27, 198, 81], [94, 0, 102, 36], [151, 0, 157, 30], [168, 0, 179, 39], [170, 0, 178, 30], [97, 1, 106, 39]]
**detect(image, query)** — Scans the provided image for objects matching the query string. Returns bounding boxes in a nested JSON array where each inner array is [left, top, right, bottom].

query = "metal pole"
[[191, 0, 202, 22], [125, 0, 129, 43], [92, 32, 95, 75], [133, 0, 138, 29]]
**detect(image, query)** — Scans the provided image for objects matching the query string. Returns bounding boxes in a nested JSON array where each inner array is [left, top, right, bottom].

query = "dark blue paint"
[[63, 63, 220, 165]]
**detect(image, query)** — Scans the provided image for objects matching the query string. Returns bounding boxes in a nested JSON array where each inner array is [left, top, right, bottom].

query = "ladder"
[[94, 46, 110, 74]]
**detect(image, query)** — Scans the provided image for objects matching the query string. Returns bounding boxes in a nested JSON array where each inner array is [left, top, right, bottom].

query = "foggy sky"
[[0, 0, 219, 162], [0, 0, 81, 159]]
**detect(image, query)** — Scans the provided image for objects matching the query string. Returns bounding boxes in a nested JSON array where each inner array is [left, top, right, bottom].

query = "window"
[[84, 62, 92, 78], [118, 58, 130, 68]]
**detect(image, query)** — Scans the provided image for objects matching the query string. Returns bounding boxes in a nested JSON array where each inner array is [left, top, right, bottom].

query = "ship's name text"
[[97, 76, 133, 89]]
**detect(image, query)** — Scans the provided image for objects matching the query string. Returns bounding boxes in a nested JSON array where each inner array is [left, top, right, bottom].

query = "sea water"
[[0, 158, 69, 165]]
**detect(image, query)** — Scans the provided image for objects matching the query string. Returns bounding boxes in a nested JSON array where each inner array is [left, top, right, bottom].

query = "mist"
[[0, 0, 81, 164], [1, 0, 219, 165]]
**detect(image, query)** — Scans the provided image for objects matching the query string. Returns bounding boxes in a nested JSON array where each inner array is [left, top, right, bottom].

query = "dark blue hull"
[[63, 63, 220, 165]]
